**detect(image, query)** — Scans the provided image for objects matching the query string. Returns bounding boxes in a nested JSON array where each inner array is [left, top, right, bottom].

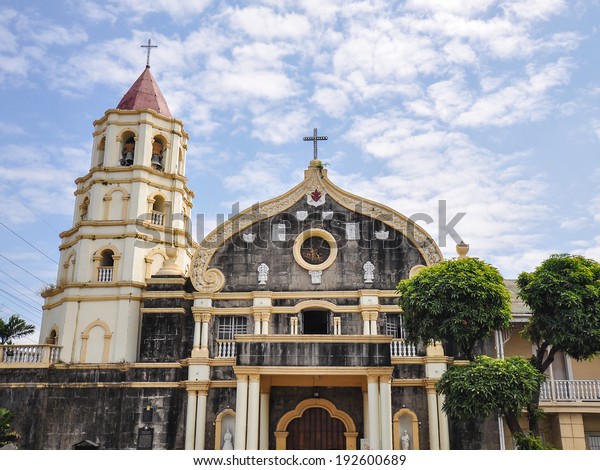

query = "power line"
[[0, 222, 58, 264], [0, 290, 42, 320], [0, 269, 41, 296], [0, 254, 51, 284], [0, 288, 42, 315], [0, 278, 42, 309]]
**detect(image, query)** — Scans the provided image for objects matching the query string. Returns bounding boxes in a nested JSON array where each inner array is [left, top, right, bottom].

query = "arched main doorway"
[[288, 407, 345, 449], [275, 398, 358, 450]]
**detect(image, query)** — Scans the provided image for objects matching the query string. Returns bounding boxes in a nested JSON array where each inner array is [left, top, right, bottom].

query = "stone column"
[[370, 313, 378, 336], [234, 375, 249, 450], [200, 313, 211, 351], [379, 375, 393, 450], [192, 319, 201, 355], [437, 393, 450, 450], [367, 375, 381, 449], [259, 392, 270, 450], [194, 389, 208, 450], [185, 390, 197, 450], [361, 312, 370, 335], [426, 384, 440, 450], [246, 374, 261, 450], [362, 390, 370, 448], [261, 314, 270, 335], [253, 312, 261, 334]]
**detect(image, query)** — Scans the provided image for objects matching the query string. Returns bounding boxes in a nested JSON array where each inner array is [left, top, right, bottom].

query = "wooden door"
[[286, 407, 345, 450]]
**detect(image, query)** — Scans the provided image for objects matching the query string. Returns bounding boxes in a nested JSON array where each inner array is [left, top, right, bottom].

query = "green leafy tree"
[[0, 408, 20, 448], [0, 314, 36, 345], [397, 257, 512, 360], [436, 355, 548, 448], [517, 253, 600, 434]]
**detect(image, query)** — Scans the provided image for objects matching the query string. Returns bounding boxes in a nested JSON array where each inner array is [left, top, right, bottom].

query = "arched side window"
[[93, 246, 120, 282], [103, 187, 129, 221], [97, 136, 106, 168], [80, 320, 112, 363], [45, 328, 58, 345], [80, 196, 90, 221], [119, 131, 136, 167], [149, 194, 167, 226], [151, 135, 167, 171], [177, 148, 185, 176], [60, 251, 76, 285]]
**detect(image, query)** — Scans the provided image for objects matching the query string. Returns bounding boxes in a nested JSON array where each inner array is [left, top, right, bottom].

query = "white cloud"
[[344, 113, 549, 269], [454, 59, 572, 127], [251, 107, 310, 145], [78, 0, 211, 23], [0, 144, 88, 225], [227, 6, 311, 40], [501, 0, 566, 21], [559, 217, 588, 230]]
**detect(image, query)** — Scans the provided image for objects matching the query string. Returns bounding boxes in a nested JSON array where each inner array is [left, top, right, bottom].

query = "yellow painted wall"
[[570, 357, 600, 380], [503, 328, 532, 358]]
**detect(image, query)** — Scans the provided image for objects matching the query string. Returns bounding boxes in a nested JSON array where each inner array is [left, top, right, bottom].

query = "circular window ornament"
[[293, 229, 338, 271]]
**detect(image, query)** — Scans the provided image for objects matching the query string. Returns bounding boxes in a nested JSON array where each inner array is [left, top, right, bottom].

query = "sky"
[[1, 0, 600, 337]]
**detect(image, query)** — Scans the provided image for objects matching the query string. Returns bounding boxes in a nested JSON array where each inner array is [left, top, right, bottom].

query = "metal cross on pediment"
[[141, 39, 158, 68], [303, 128, 328, 160]]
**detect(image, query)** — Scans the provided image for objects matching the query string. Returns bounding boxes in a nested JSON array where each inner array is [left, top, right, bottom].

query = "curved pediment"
[[190, 160, 443, 293]]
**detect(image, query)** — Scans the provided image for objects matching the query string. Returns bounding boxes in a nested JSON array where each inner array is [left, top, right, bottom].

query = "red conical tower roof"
[[116, 66, 172, 117]]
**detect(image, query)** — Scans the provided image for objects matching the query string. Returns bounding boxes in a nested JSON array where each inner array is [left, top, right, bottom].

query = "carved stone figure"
[[363, 261, 375, 283], [401, 429, 410, 450], [257, 263, 269, 285], [222, 427, 233, 450]]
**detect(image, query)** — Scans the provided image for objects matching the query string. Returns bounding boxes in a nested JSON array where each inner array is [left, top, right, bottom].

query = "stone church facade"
[[1, 65, 598, 450]]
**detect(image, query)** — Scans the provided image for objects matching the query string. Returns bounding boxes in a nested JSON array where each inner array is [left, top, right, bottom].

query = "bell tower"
[[40, 62, 197, 363]]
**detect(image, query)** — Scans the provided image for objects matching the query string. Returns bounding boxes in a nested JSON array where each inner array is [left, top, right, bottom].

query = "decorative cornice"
[[190, 163, 442, 293]]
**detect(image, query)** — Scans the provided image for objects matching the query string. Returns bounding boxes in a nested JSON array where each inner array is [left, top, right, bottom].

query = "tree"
[[436, 355, 547, 448], [0, 314, 36, 345], [0, 408, 20, 448], [517, 253, 600, 434], [397, 257, 512, 360]]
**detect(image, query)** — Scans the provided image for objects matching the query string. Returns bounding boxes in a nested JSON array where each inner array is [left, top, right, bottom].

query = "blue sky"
[[1, 0, 600, 336]]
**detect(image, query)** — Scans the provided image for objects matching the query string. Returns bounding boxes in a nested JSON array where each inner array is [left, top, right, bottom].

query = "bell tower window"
[[120, 134, 135, 166], [97, 249, 115, 282], [151, 137, 165, 171], [151, 195, 165, 225]]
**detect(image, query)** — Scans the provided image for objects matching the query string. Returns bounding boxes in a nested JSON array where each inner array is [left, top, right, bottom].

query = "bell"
[[151, 154, 163, 170]]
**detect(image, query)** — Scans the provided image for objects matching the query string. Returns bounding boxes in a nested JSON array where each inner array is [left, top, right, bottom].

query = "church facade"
[[0, 66, 599, 450]]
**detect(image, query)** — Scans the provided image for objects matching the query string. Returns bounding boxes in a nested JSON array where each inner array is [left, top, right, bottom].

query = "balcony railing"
[[151, 211, 164, 225], [97, 267, 113, 282], [216, 340, 236, 358], [0, 344, 62, 364], [540, 380, 600, 402], [215, 338, 417, 359], [390, 339, 417, 357]]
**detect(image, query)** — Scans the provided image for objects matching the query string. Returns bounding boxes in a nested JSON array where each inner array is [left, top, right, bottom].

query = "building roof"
[[116, 66, 172, 117], [504, 279, 531, 317]]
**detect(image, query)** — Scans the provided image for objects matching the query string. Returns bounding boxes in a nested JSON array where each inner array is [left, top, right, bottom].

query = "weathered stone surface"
[[0, 367, 185, 449], [237, 341, 391, 367], [210, 199, 426, 292]]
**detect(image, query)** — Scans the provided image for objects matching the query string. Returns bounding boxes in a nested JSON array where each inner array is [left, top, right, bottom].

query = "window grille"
[[217, 316, 247, 340]]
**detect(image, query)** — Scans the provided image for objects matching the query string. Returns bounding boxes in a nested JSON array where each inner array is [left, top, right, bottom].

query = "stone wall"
[[0, 366, 186, 450]]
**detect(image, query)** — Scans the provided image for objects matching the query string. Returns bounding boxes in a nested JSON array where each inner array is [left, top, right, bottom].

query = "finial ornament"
[[303, 128, 328, 160], [141, 39, 158, 68], [456, 241, 469, 259]]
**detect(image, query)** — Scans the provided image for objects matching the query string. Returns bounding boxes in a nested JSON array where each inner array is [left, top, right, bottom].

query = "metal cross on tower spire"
[[303, 128, 328, 160], [141, 39, 158, 68]]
